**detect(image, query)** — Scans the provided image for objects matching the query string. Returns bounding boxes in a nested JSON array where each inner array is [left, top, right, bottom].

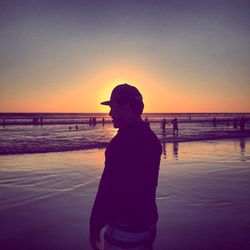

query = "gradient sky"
[[0, 0, 249, 112]]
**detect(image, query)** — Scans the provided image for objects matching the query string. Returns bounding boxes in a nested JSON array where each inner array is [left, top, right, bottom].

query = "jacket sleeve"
[[89, 144, 116, 236]]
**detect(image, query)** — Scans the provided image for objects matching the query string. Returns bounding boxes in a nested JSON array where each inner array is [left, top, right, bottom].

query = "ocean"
[[1, 113, 250, 249], [0, 112, 249, 155]]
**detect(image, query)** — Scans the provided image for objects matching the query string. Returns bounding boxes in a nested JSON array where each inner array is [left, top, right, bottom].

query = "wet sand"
[[0, 139, 250, 249]]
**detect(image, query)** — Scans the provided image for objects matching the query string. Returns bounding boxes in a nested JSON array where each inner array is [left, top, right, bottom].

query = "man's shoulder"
[[106, 133, 122, 152], [106, 123, 161, 151]]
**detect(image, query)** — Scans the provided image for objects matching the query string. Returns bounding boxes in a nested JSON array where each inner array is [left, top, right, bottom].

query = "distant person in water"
[[93, 117, 97, 126], [172, 117, 179, 136], [90, 83, 162, 250], [161, 118, 167, 133], [213, 117, 217, 127], [239, 117, 246, 131], [233, 117, 238, 129], [102, 118, 105, 126], [161, 118, 169, 136]]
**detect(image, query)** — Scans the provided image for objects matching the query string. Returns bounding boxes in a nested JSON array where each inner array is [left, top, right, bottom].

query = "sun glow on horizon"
[[0, 1, 249, 113], [80, 63, 163, 113]]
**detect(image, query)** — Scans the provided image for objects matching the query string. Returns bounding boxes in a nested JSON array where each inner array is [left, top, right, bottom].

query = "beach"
[[0, 138, 250, 250], [1, 0, 249, 248]]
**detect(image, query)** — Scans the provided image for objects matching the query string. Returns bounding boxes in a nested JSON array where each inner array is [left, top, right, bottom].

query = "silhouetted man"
[[90, 84, 162, 250]]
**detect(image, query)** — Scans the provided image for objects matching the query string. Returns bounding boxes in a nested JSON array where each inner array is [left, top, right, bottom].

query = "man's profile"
[[89, 83, 162, 250]]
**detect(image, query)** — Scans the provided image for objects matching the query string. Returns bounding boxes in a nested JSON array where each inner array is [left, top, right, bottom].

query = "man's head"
[[101, 84, 144, 128]]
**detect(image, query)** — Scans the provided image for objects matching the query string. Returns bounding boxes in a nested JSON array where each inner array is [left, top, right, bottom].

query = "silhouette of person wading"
[[90, 84, 162, 250]]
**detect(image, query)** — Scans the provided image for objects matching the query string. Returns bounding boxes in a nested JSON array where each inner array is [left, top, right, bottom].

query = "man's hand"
[[90, 232, 101, 250]]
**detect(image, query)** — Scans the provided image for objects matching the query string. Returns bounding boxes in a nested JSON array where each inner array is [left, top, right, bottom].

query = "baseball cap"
[[101, 84, 143, 106]]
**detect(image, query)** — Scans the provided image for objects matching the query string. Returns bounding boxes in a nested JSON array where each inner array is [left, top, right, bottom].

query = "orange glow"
[[1, 60, 249, 113], [78, 62, 162, 113]]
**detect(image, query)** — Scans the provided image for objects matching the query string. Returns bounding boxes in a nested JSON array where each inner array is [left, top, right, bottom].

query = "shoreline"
[[1, 130, 249, 156], [161, 129, 250, 143]]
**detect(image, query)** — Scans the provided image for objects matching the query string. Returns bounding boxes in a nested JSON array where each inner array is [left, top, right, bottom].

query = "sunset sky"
[[0, 0, 249, 113]]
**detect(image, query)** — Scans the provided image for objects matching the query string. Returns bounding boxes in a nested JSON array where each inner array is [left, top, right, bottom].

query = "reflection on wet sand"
[[161, 141, 179, 160], [240, 138, 246, 161], [161, 138, 249, 162], [173, 142, 179, 160], [162, 142, 166, 159]]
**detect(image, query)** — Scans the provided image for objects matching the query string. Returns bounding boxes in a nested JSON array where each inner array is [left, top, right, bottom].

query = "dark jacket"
[[90, 121, 162, 235]]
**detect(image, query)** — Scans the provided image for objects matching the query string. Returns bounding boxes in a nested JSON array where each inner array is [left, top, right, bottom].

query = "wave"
[[1, 130, 249, 155]]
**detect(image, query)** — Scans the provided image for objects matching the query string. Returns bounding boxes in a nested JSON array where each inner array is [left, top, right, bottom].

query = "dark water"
[[0, 113, 249, 154]]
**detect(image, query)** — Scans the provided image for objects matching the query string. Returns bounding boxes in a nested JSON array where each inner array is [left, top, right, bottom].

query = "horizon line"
[[0, 111, 250, 114]]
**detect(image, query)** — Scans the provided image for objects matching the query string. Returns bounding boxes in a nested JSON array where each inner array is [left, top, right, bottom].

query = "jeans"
[[101, 224, 156, 250]]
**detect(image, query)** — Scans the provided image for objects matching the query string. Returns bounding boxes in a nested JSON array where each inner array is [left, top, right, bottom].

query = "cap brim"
[[100, 101, 112, 105]]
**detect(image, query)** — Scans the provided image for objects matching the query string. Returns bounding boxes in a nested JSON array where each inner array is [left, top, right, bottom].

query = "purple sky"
[[0, 0, 249, 112]]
